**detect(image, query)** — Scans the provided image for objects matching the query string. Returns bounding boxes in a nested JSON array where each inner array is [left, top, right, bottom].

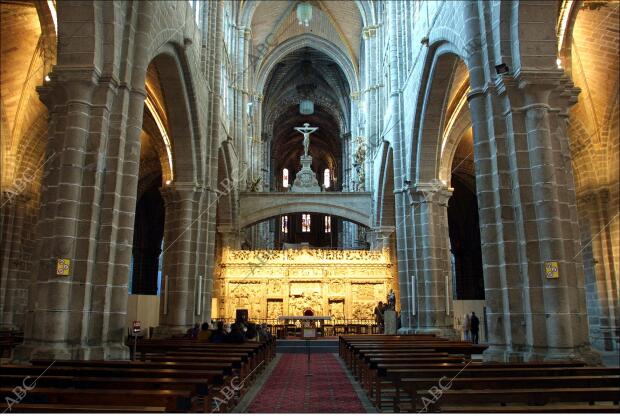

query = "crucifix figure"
[[294, 123, 319, 158]]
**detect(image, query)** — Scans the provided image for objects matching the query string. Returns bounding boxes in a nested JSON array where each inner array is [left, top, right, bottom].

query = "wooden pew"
[[133, 339, 274, 376], [0, 386, 193, 412], [439, 403, 620, 413], [3, 403, 167, 413], [0, 364, 225, 412], [339, 335, 620, 413], [427, 387, 620, 412], [389, 366, 620, 412], [0, 335, 276, 414]]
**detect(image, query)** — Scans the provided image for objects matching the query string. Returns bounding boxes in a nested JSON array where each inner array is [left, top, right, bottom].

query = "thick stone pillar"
[[14, 69, 130, 361], [157, 185, 202, 334], [472, 69, 599, 363], [508, 74, 593, 361], [400, 184, 454, 336]]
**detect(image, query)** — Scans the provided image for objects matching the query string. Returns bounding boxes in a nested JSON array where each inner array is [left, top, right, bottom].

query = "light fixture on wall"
[[299, 99, 314, 115], [556, 58, 562, 69], [44, 75, 51, 82], [296, 2, 312, 27]]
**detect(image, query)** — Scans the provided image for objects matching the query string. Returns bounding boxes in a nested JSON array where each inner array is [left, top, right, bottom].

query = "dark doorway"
[[131, 180, 165, 294], [448, 174, 484, 299]]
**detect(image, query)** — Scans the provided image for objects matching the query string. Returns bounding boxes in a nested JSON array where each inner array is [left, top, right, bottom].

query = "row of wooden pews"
[[0, 337, 275, 413], [340, 335, 620, 413]]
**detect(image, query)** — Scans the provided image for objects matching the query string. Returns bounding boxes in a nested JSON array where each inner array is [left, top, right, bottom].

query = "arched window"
[[221, 65, 228, 113], [281, 216, 288, 234], [323, 168, 330, 188], [190, 0, 202, 26], [324, 215, 331, 233], [283, 168, 289, 188], [302, 214, 311, 232]]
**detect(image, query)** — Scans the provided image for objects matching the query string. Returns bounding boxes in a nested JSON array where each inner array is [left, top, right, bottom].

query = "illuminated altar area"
[[213, 248, 398, 321]]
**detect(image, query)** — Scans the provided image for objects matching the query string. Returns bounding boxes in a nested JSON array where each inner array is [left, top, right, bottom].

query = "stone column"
[[471, 69, 599, 362], [407, 184, 455, 336], [341, 132, 352, 191], [14, 70, 129, 360], [362, 25, 379, 154], [467, 84, 520, 360], [507, 74, 593, 361], [157, 184, 201, 334]]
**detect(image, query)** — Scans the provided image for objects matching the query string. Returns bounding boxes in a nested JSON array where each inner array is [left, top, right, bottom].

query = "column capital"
[[409, 181, 453, 206], [38, 67, 123, 112], [495, 69, 581, 111], [160, 183, 203, 205], [217, 225, 242, 249], [362, 25, 380, 39]]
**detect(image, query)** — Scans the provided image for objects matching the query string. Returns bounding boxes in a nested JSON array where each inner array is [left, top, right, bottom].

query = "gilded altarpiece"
[[214, 248, 397, 321]]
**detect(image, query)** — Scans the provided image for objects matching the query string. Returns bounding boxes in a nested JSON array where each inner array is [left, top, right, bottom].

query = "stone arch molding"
[[143, 46, 200, 183], [239, 193, 371, 229], [409, 42, 474, 184], [439, 96, 472, 186], [372, 142, 396, 229]]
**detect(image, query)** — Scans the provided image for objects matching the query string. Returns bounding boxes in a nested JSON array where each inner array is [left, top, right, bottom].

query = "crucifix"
[[294, 123, 319, 158]]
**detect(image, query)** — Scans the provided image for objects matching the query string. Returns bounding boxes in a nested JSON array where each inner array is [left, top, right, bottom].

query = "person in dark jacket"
[[186, 323, 199, 339], [470, 312, 480, 344], [225, 323, 246, 343], [210, 321, 226, 343], [245, 323, 258, 341]]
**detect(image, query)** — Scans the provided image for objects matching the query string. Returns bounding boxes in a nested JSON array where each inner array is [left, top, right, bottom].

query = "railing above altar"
[[223, 247, 391, 264]]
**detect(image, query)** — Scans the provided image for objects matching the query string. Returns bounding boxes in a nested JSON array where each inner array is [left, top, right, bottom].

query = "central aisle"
[[246, 353, 367, 413]]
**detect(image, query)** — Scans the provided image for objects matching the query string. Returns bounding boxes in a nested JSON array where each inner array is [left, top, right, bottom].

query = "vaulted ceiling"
[[0, 0, 55, 186], [263, 47, 348, 184], [262, 47, 350, 136], [249, 0, 363, 68]]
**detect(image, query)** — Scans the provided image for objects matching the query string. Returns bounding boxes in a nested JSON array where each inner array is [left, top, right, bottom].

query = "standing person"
[[387, 289, 396, 310], [462, 313, 471, 341], [374, 301, 385, 333], [470, 312, 480, 344]]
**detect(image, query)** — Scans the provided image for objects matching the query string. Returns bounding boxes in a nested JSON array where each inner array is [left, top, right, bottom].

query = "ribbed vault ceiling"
[[250, 0, 363, 66]]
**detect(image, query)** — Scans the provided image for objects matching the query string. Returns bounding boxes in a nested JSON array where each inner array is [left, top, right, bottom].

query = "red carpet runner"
[[247, 353, 365, 413]]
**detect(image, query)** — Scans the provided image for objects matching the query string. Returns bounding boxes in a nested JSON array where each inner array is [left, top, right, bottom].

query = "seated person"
[[225, 323, 246, 343], [210, 321, 227, 343], [197, 322, 212, 341], [186, 323, 200, 339], [245, 323, 258, 342]]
